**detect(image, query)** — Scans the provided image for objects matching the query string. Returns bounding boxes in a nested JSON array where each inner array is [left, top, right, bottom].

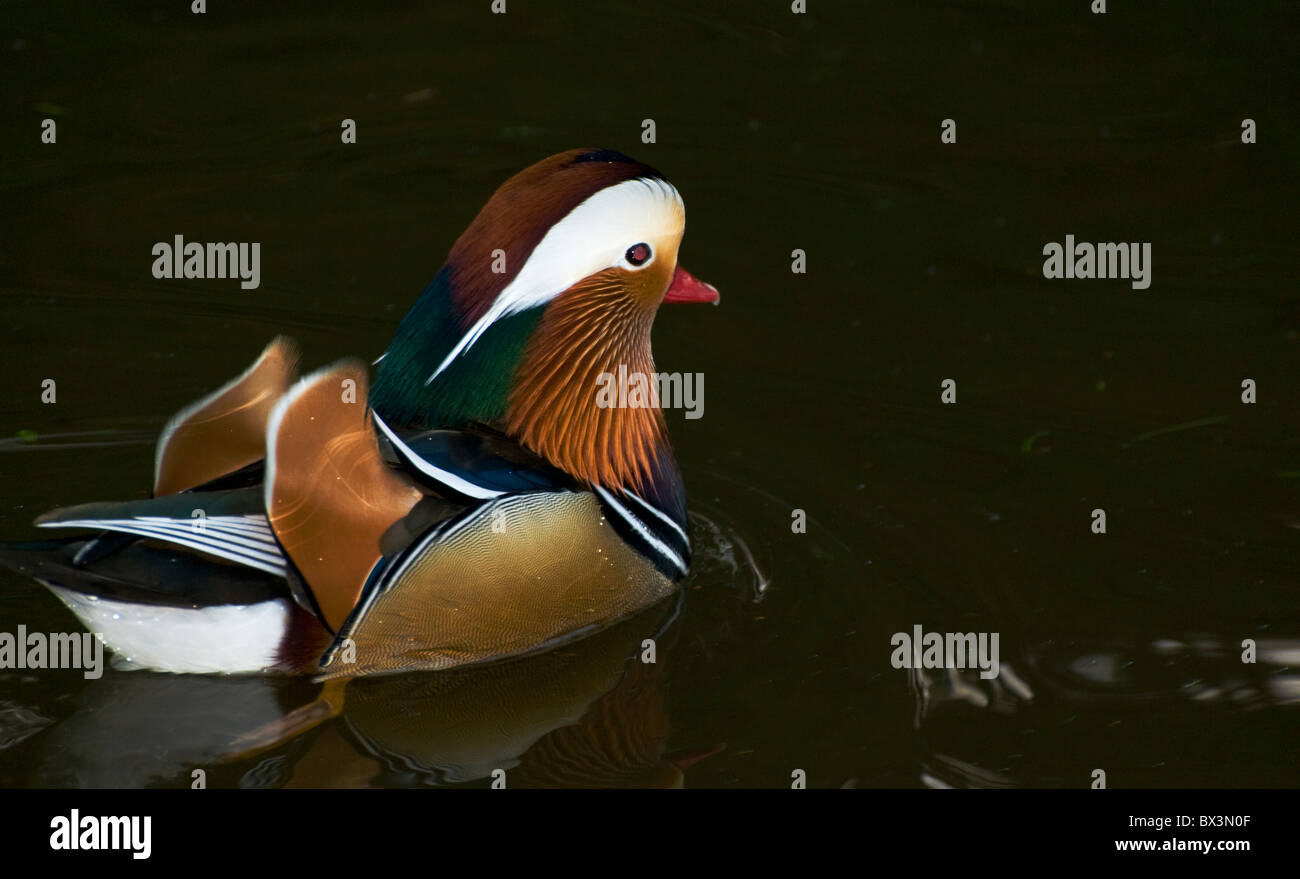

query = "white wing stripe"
[[133, 516, 278, 544], [52, 519, 287, 567], [118, 517, 281, 553], [37, 519, 287, 576], [372, 413, 505, 500]]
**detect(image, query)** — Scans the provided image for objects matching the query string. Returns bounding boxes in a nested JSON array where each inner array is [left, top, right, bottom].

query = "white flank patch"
[[44, 585, 290, 674]]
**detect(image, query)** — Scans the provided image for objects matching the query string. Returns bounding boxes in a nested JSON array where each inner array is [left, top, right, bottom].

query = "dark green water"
[[0, 1, 1296, 787]]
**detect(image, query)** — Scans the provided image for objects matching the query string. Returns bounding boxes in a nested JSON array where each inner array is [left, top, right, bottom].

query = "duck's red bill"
[[663, 265, 720, 304]]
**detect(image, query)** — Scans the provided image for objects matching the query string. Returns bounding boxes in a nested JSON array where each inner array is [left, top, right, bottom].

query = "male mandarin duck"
[[2, 148, 719, 677]]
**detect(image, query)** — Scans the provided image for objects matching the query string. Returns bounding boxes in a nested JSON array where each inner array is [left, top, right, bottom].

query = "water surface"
[[0, 1, 1296, 787]]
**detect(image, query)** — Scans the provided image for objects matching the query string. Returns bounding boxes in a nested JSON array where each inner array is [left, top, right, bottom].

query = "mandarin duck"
[[0, 148, 719, 677]]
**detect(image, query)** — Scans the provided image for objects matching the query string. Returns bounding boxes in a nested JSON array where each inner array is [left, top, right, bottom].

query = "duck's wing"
[[153, 336, 299, 496], [0, 533, 286, 610], [24, 349, 566, 632], [33, 487, 288, 577], [24, 335, 300, 584], [373, 418, 578, 499], [6, 481, 312, 674], [18, 486, 318, 672], [263, 361, 427, 633], [5, 359, 465, 675]]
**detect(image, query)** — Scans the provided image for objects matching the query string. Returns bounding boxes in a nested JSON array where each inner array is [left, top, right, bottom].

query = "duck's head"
[[371, 148, 717, 504]]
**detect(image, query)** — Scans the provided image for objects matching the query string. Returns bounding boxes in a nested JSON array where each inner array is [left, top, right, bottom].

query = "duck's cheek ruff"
[[424, 177, 684, 387]]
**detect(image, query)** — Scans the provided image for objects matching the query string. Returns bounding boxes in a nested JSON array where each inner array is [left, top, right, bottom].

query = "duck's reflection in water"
[[27, 595, 720, 788]]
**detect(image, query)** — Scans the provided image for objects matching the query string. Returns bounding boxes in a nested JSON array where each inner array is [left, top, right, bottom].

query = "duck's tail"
[[0, 336, 317, 674], [0, 533, 306, 675]]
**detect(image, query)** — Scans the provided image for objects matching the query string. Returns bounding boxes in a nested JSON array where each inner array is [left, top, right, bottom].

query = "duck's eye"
[[625, 243, 652, 267]]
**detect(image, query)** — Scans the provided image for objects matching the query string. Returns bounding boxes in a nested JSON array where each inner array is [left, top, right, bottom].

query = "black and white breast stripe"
[[593, 486, 690, 580]]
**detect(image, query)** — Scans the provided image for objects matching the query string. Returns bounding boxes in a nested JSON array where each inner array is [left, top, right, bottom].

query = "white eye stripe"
[[425, 176, 684, 386]]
